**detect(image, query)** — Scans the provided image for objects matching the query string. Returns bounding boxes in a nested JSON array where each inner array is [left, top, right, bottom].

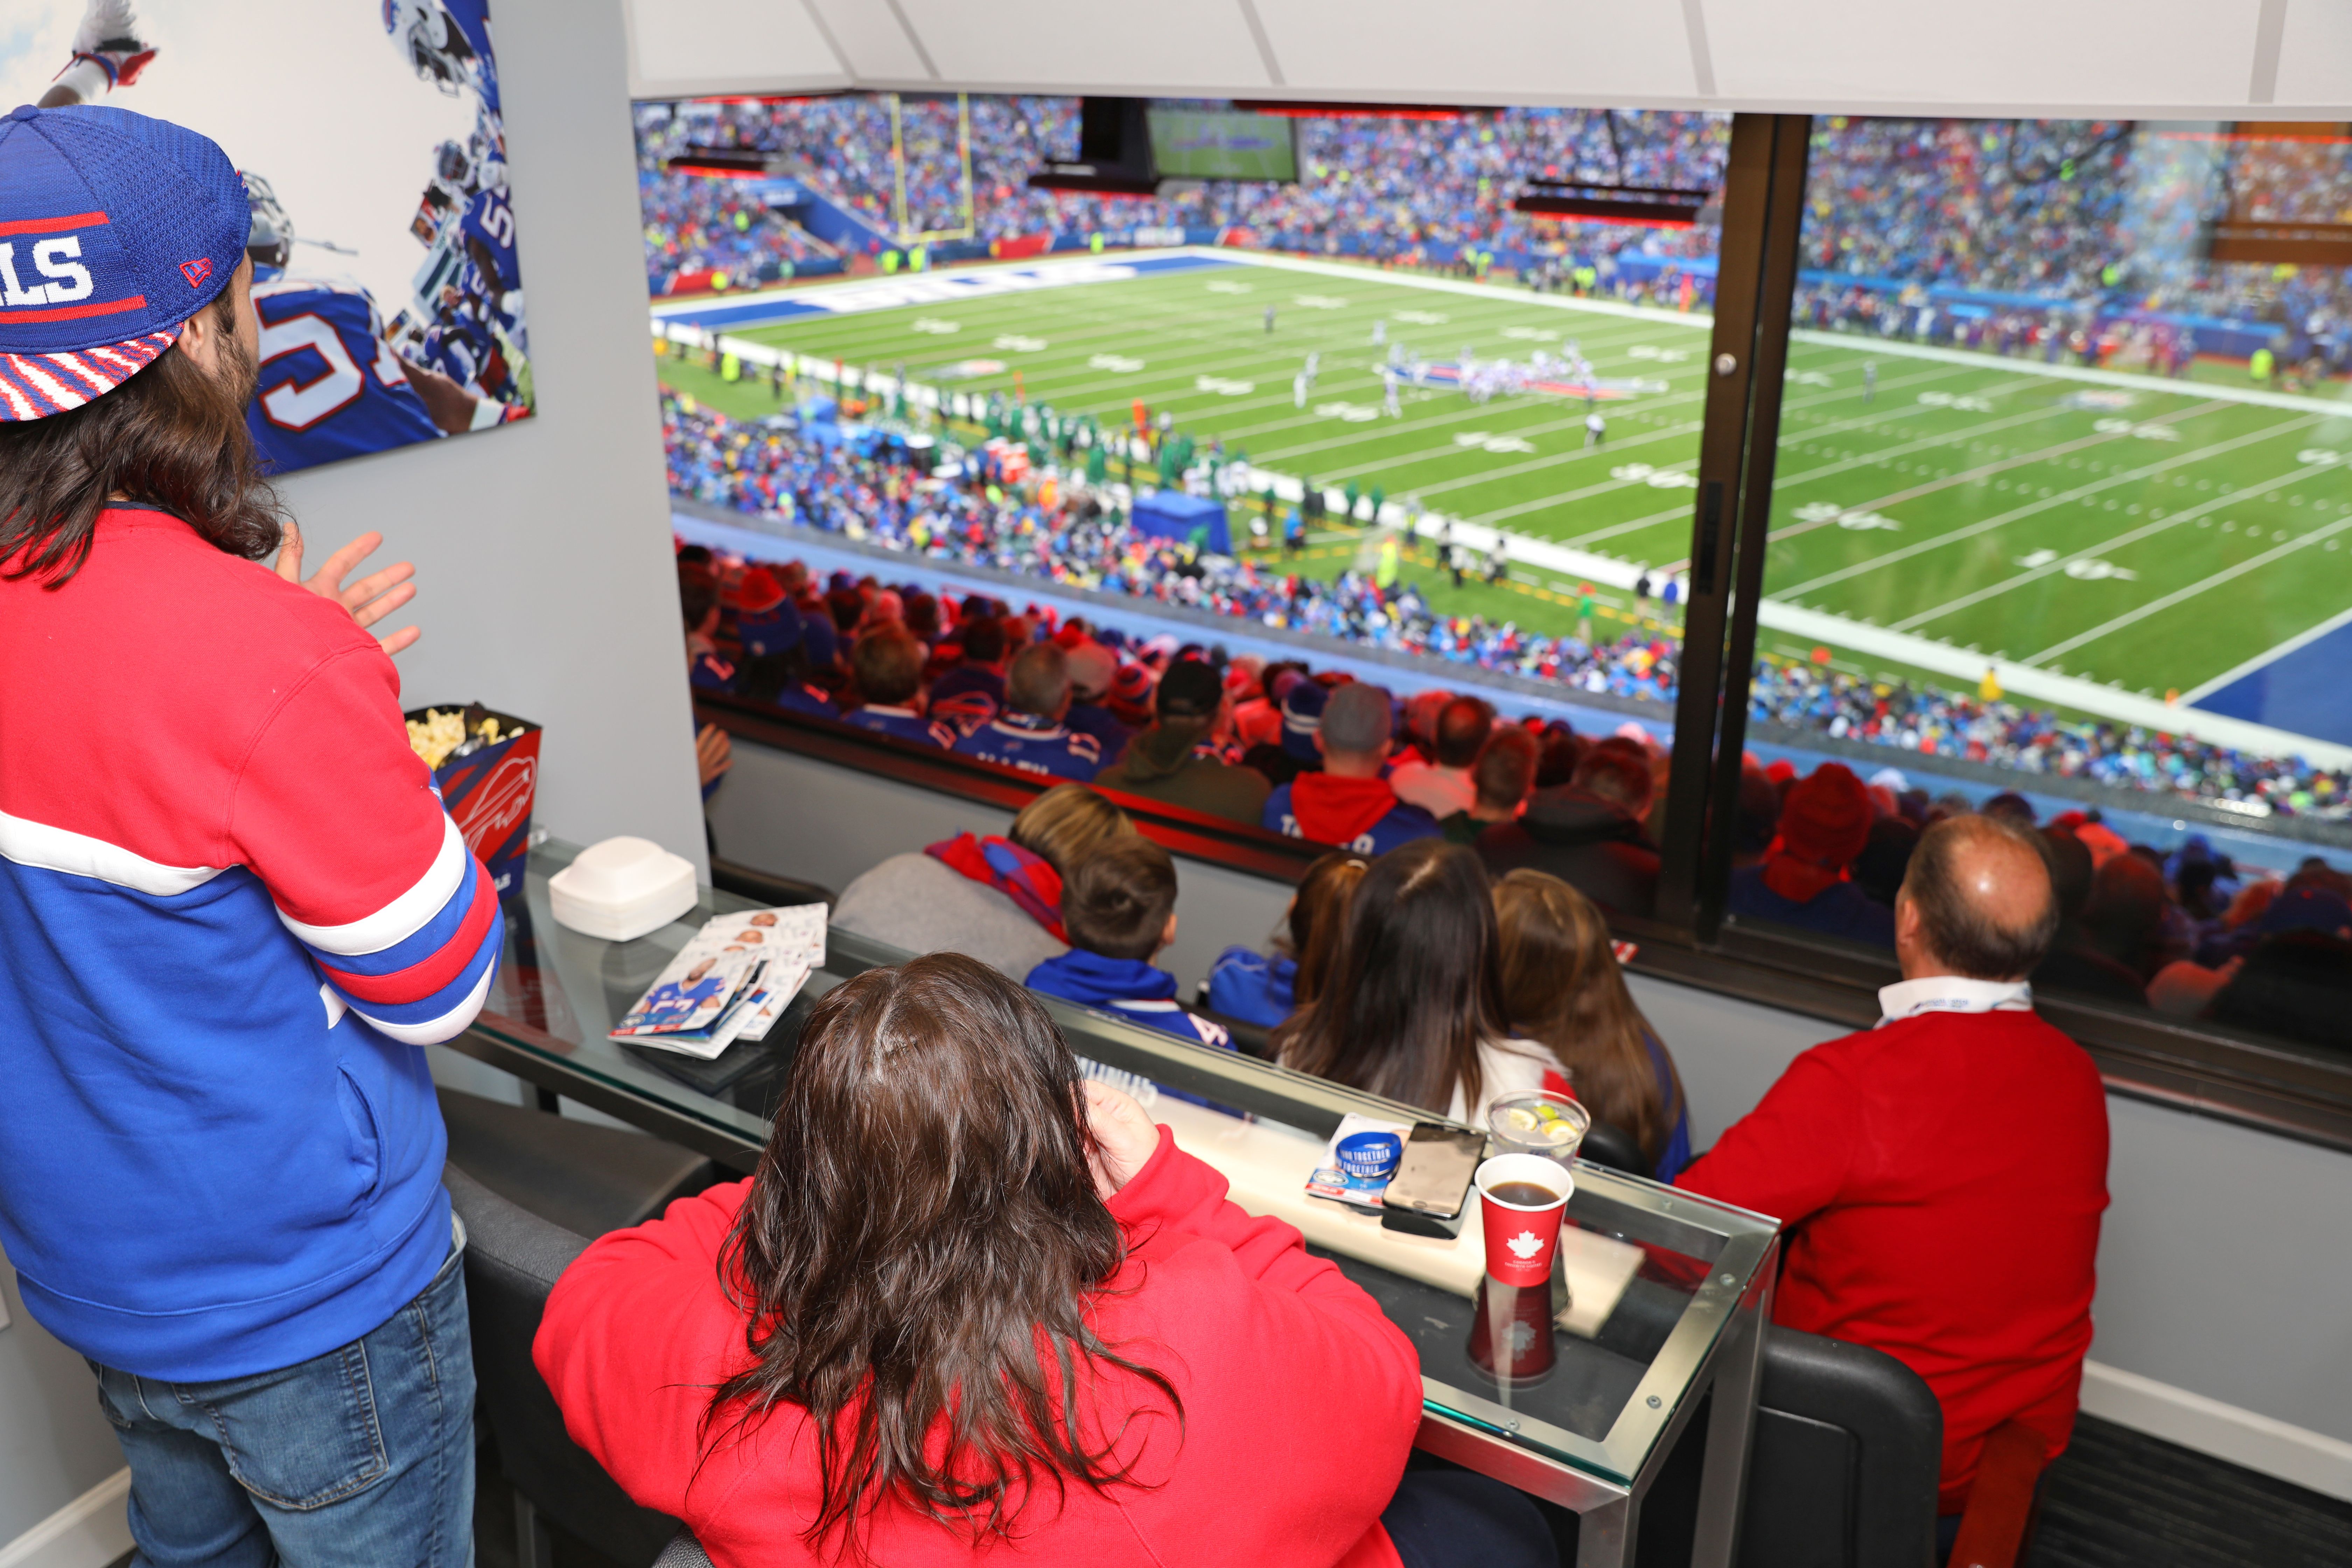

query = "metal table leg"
[[1687, 1243, 1777, 1567]]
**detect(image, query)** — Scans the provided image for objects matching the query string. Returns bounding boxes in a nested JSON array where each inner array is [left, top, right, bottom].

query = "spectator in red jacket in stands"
[[1678, 816, 2109, 1532], [535, 954, 1553, 1568]]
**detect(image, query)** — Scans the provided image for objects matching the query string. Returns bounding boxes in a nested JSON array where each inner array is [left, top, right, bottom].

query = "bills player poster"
[[1, 0, 533, 474]]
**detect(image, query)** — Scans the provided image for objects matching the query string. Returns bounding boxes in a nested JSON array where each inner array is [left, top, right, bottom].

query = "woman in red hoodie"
[[534, 953, 1551, 1567]]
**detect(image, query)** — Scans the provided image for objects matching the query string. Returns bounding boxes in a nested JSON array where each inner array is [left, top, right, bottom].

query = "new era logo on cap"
[[0, 103, 250, 421]]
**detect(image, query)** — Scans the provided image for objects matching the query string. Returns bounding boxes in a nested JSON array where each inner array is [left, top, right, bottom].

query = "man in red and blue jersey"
[[0, 105, 498, 1564], [843, 624, 956, 749], [1263, 681, 1442, 855], [953, 643, 1104, 781]]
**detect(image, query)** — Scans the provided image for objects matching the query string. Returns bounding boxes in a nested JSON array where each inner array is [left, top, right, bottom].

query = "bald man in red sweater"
[[1679, 816, 2109, 1525]]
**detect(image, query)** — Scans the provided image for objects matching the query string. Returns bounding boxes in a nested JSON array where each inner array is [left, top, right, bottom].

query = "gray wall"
[[0, 0, 697, 1548], [718, 738, 2352, 1462], [0, 1254, 126, 1549]]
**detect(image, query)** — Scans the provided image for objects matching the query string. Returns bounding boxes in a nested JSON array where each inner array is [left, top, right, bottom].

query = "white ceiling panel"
[[2272, 4, 2352, 111], [886, 0, 1276, 93], [1705, 0, 2265, 113], [804, 0, 937, 83], [1250, 0, 1700, 104], [627, 0, 848, 97]]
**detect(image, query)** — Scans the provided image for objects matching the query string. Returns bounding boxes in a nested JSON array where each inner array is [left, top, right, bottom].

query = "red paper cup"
[[1476, 1154, 1572, 1288], [1466, 1277, 1558, 1384]]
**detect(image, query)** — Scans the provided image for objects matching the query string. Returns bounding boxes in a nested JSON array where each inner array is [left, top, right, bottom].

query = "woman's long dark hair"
[[706, 952, 1180, 1554], [1272, 839, 1507, 1114], [1493, 869, 1684, 1164], [1287, 850, 1368, 1010], [0, 288, 282, 586]]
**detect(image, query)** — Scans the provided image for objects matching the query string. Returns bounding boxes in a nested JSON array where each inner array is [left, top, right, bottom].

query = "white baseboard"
[[2082, 1360, 2352, 1504], [0, 1469, 131, 1568]]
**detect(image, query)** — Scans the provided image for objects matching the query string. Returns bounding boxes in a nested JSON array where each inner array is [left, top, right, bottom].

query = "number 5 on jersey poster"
[[3, 1, 534, 473]]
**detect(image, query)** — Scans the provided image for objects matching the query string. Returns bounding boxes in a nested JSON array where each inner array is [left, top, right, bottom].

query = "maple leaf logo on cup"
[[1507, 1230, 1544, 1260]]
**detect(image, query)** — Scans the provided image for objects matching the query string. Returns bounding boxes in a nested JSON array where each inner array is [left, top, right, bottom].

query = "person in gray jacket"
[[832, 784, 1134, 976]]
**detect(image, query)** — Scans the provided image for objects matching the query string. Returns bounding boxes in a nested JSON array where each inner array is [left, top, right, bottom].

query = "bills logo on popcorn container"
[[405, 704, 542, 897]]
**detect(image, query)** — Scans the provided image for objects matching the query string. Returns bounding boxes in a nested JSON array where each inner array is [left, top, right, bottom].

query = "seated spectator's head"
[[1471, 727, 1540, 820], [724, 952, 1153, 1542], [825, 585, 864, 635], [1065, 642, 1116, 704], [850, 625, 924, 708], [679, 569, 719, 636], [1571, 738, 1653, 819], [1763, 762, 1872, 899], [2220, 876, 2281, 931], [1004, 643, 1072, 722], [1404, 689, 1453, 760], [2079, 853, 2171, 981], [2258, 884, 2352, 940], [2041, 827, 2096, 926], [1853, 816, 1919, 908], [1154, 659, 1224, 733], [1534, 725, 1583, 789], [1287, 850, 1371, 1008], [1008, 784, 1132, 877], [1433, 697, 1496, 771], [1061, 834, 1178, 962], [959, 614, 1008, 667], [1272, 840, 1506, 1116], [1492, 869, 1680, 1167], [676, 543, 714, 571], [1895, 816, 2058, 982], [1316, 682, 1394, 777], [1279, 679, 1328, 761], [1733, 764, 1782, 860], [902, 590, 940, 643], [1981, 792, 2036, 828]]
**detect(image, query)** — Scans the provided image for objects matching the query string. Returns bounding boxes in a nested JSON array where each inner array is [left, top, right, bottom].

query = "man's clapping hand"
[[275, 519, 419, 656]]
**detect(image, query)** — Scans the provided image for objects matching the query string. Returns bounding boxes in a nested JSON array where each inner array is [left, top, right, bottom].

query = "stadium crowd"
[[637, 162, 833, 290], [663, 387, 2352, 824], [635, 97, 2350, 365], [679, 525, 2350, 1055]]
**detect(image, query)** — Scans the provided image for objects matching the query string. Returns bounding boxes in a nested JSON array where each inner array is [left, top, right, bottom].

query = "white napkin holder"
[[547, 836, 698, 941]]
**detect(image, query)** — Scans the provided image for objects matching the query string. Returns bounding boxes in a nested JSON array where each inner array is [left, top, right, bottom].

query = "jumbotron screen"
[[1145, 107, 1297, 181]]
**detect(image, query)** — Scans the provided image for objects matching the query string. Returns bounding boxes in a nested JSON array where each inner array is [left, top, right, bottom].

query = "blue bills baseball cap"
[[0, 103, 250, 420]]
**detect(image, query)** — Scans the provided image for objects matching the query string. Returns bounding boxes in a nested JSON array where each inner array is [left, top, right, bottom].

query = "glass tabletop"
[[467, 841, 1779, 1487]]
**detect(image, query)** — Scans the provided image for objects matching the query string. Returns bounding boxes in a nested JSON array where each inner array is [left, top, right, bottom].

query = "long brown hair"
[[706, 953, 1180, 1553], [1287, 850, 1368, 1009], [1492, 869, 1683, 1165], [0, 288, 282, 586], [1273, 839, 1506, 1115]]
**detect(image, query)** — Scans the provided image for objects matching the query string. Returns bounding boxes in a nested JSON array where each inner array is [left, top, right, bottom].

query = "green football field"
[[658, 255, 2352, 719]]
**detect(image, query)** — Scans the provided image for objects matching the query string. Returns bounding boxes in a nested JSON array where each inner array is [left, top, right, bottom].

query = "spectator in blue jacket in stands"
[[953, 643, 1104, 781], [928, 610, 1009, 733], [843, 625, 954, 748], [1207, 849, 1370, 1029], [1726, 762, 1895, 946], [1264, 682, 1441, 855], [1027, 835, 1232, 1050]]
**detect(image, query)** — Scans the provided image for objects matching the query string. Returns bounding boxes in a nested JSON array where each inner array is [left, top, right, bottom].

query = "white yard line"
[[1893, 455, 2334, 635], [2025, 509, 2352, 666], [1777, 414, 2326, 599], [2181, 601, 2352, 704]]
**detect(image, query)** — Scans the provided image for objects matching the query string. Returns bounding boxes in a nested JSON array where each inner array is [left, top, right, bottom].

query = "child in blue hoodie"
[[1027, 835, 1231, 1051], [1206, 848, 1370, 1029]]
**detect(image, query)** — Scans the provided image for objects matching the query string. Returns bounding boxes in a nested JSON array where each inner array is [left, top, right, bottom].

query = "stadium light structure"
[[1230, 100, 1463, 121], [1513, 183, 1710, 227], [1512, 108, 1714, 228]]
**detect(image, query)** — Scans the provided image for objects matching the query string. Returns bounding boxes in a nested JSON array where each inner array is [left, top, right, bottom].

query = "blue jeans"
[[91, 1229, 475, 1568]]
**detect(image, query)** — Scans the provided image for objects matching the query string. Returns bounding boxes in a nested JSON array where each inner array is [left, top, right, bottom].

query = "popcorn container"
[[406, 704, 542, 898]]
